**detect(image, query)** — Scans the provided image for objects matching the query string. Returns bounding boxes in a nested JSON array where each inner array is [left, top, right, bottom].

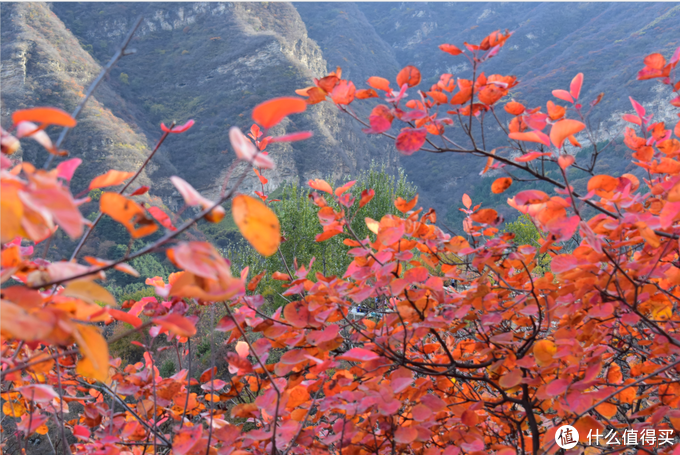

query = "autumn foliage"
[[3, 28, 680, 455]]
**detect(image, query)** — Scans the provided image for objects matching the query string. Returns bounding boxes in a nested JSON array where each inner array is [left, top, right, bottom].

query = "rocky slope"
[[3, 2, 680, 234], [49, 2, 400, 205]]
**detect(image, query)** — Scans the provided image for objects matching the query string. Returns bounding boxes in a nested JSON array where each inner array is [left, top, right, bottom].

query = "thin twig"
[[69, 122, 175, 261]]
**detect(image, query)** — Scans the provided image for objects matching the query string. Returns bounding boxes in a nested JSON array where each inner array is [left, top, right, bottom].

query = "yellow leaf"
[[3, 401, 26, 417], [0, 183, 24, 244], [62, 280, 116, 306], [365, 217, 379, 234], [74, 324, 110, 382], [533, 339, 556, 367], [231, 195, 280, 256]]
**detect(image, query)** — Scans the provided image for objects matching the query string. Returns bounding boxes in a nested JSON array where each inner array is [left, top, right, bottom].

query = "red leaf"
[[395, 128, 427, 155], [147, 206, 176, 231], [252, 97, 307, 129], [161, 119, 195, 134], [569, 73, 584, 100], [130, 185, 150, 196]]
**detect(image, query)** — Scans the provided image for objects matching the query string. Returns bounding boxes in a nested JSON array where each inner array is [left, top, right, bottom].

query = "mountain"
[[3, 2, 680, 242]]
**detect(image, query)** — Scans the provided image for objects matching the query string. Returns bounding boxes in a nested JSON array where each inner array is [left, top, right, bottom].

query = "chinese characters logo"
[[555, 425, 579, 450]]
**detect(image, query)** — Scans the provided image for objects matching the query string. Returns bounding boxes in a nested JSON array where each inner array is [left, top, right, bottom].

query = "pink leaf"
[[569, 73, 584, 100], [515, 151, 551, 162], [622, 114, 642, 126], [671, 46, 680, 65], [15, 121, 54, 151], [338, 348, 380, 362], [56, 158, 82, 182], [629, 97, 646, 119], [269, 131, 313, 143], [552, 89, 574, 103]]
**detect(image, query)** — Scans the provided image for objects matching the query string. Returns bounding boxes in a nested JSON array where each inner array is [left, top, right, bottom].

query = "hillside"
[[3, 2, 680, 237]]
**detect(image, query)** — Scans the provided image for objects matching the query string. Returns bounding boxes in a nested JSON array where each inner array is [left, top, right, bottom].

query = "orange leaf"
[[550, 119, 586, 148], [395, 194, 418, 213], [644, 53, 666, 70], [439, 43, 463, 56], [106, 308, 142, 328], [335, 180, 356, 196], [587, 175, 618, 197], [12, 107, 76, 128], [533, 339, 556, 367], [491, 177, 512, 194], [356, 88, 378, 99], [100, 192, 158, 238], [509, 131, 551, 147], [252, 97, 307, 129], [315, 230, 343, 242], [397, 65, 421, 88], [504, 101, 525, 116], [546, 101, 566, 121], [367, 76, 391, 92], [308, 179, 333, 194], [462, 193, 472, 209], [570, 73, 584, 100], [89, 170, 135, 190], [232, 194, 280, 256], [154, 314, 197, 337], [470, 208, 498, 224], [74, 324, 110, 382], [573, 416, 604, 443]]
